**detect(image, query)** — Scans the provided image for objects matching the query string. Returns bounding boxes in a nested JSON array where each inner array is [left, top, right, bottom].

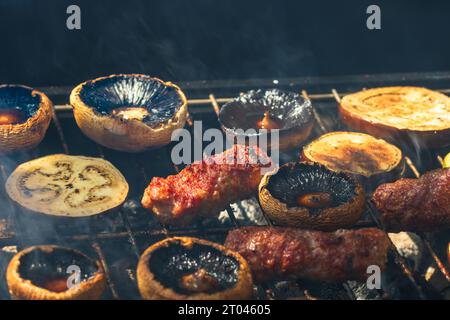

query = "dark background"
[[0, 0, 449, 87]]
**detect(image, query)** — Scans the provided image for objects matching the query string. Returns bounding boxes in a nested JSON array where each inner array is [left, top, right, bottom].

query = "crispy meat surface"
[[225, 226, 389, 283], [372, 168, 450, 232], [142, 145, 271, 226]]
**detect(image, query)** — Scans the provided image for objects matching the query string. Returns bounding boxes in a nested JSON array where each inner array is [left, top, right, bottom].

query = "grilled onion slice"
[[339, 87, 450, 147], [302, 131, 404, 186], [5, 154, 129, 217]]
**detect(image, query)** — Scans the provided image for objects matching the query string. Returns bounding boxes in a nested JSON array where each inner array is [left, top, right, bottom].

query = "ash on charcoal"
[[388, 232, 423, 271], [218, 198, 267, 225], [347, 281, 382, 300]]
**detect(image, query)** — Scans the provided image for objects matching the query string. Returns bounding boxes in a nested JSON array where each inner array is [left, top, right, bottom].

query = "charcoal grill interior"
[[0, 71, 449, 300]]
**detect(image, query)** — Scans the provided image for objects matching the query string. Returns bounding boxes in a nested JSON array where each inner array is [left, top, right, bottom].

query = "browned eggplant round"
[[302, 131, 405, 188], [339, 87, 450, 148], [0, 85, 53, 154]]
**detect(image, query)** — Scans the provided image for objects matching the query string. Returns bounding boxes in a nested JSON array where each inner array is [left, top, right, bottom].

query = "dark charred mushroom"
[[70, 74, 188, 152], [218, 89, 314, 151], [0, 85, 53, 154], [6, 245, 106, 300], [137, 237, 253, 300], [259, 162, 366, 230]]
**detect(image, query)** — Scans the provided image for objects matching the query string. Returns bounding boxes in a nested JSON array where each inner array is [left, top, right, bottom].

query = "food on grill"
[[5, 154, 129, 217], [302, 131, 404, 185], [372, 168, 450, 232], [7, 245, 106, 300], [218, 89, 314, 151], [225, 226, 389, 283], [137, 237, 253, 300], [70, 74, 188, 152], [444, 152, 450, 168], [141, 144, 271, 226], [339, 87, 450, 147], [258, 162, 365, 230], [0, 85, 53, 154]]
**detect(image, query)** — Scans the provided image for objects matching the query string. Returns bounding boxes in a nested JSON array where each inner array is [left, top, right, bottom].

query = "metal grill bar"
[[49, 86, 450, 112], [302, 90, 328, 134]]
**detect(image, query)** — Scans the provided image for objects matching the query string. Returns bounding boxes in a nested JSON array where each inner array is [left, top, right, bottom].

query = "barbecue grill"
[[0, 71, 449, 300]]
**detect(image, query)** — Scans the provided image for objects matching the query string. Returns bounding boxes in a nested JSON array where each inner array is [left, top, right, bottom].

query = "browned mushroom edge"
[[6, 245, 106, 300], [137, 237, 253, 300], [259, 162, 366, 231]]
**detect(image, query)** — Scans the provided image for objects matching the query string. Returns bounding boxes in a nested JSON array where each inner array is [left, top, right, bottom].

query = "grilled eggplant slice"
[[339, 87, 450, 148], [5, 154, 129, 217], [7, 245, 106, 300], [70, 74, 188, 152], [259, 162, 365, 230], [302, 131, 404, 187], [137, 237, 253, 300], [0, 85, 53, 154]]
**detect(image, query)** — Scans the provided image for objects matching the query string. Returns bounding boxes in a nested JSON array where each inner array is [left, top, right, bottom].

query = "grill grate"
[[0, 72, 449, 299]]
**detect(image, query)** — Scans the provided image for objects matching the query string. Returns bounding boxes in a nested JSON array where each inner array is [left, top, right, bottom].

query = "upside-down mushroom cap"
[[70, 74, 188, 152], [7, 245, 106, 300], [137, 237, 253, 300], [219, 89, 314, 151], [0, 85, 53, 154], [259, 162, 365, 230]]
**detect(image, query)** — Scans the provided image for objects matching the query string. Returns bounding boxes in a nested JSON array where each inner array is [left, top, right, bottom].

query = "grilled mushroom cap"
[[218, 89, 314, 151], [6, 245, 106, 300], [70, 74, 188, 152], [302, 131, 405, 187], [0, 85, 53, 154], [447, 243, 450, 266], [259, 162, 365, 230], [137, 237, 253, 300]]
